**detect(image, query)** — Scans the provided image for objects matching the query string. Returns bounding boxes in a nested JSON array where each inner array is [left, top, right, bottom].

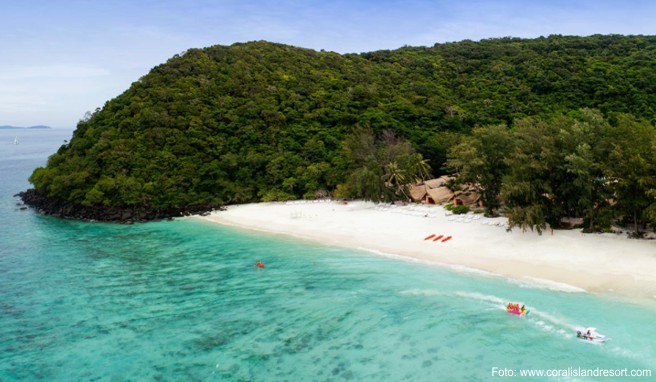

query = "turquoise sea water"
[[1, 129, 655, 381]]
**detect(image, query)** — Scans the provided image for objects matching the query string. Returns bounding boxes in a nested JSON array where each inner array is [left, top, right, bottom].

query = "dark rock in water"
[[18, 188, 225, 223]]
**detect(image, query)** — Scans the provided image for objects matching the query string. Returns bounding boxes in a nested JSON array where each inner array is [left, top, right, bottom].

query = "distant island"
[[0, 125, 51, 129], [18, 35, 656, 230]]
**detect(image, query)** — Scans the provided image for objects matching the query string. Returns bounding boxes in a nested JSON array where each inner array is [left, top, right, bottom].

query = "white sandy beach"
[[194, 201, 656, 302]]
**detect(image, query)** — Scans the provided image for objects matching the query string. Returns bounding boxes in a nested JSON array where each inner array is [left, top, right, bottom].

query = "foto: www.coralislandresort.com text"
[[492, 367, 652, 378]]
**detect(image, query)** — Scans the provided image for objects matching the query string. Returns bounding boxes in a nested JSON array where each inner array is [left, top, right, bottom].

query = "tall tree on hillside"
[[341, 127, 386, 201], [556, 109, 612, 231], [447, 124, 513, 216], [501, 117, 560, 234], [604, 114, 656, 235]]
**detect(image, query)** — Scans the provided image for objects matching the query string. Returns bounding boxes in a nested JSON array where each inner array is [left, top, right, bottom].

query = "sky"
[[2, 0, 655, 129]]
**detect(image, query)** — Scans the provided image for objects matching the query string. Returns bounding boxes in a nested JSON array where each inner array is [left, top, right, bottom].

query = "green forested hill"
[[26, 35, 656, 219]]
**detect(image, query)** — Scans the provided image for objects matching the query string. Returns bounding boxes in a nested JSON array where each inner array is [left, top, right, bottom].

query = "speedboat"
[[576, 327, 608, 343]]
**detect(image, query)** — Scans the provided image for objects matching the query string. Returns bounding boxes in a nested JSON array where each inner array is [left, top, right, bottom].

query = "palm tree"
[[410, 153, 431, 183], [384, 161, 408, 200]]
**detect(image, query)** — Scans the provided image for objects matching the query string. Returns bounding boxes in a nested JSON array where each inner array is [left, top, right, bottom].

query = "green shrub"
[[445, 203, 470, 215]]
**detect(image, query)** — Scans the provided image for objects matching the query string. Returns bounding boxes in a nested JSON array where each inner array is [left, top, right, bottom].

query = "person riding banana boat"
[[506, 303, 528, 315]]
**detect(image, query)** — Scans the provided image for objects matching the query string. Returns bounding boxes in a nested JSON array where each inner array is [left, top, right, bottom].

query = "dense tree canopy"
[[447, 124, 513, 215], [448, 110, 656, 234], [26, 35, 656, 223]]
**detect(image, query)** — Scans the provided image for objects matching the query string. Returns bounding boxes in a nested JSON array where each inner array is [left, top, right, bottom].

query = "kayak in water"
[[576, 328, 608, 343], [506, 303, 529, 315]]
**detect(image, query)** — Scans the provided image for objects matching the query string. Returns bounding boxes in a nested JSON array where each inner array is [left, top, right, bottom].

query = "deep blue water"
[[1, 129, 654, 381]]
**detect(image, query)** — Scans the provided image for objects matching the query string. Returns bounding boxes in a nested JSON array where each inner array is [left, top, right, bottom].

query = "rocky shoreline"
[[17, 188, 224, 223]]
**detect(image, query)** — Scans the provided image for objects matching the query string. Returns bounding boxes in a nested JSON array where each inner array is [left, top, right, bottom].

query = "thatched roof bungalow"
[[409, 176, 481, 207], [426, 187, 454, 204], [409, 184, 428, 202], [453, 191, 481, 207], [424, 176, 453, 189]]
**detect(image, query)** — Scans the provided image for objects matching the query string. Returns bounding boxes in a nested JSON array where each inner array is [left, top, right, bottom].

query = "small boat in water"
[[13, 137, 19, 145], [506, 303, 529, 315], [576, 328, 608, 343]]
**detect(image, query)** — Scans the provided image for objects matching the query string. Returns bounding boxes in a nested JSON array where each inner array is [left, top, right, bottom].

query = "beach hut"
[[424, 176, 454, 189], [426, 187, 454, 204], [453, 190, 481, 207], [409, 184, 428, 202], [407, 176, 460, 204]]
